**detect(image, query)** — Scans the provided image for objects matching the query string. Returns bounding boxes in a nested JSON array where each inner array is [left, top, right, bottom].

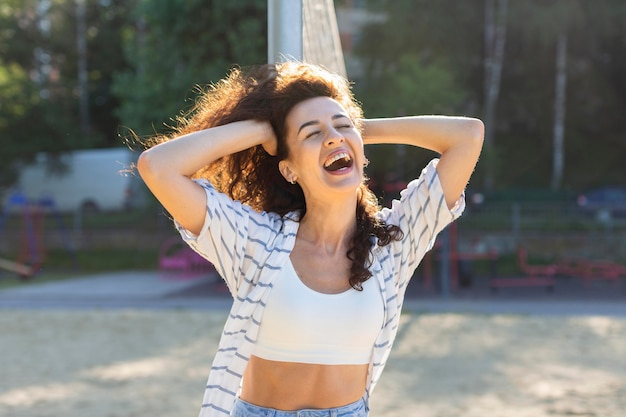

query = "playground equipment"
[[420, 221, 499, 293], [158, 236, 215, 275], [489, 246, 557, 291], [0, 257, 35, 277], [0, 190, 77, 278], [490, 246, 626, 292]]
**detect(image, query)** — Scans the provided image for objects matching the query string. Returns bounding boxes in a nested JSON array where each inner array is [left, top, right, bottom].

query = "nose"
[[324, 127, 345, 147]]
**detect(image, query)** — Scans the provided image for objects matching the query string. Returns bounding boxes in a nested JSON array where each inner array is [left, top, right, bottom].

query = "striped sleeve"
[[379, 159, 465, 285], [175, 179, 280, 296]]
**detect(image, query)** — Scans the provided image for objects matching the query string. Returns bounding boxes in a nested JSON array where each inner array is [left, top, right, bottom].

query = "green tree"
[[0, 0, 137, 187], [0, 62, 36, 185], [0, 0, 82, 186], [354, 0, 476, 182], [498, 0, 626, 189], [113, 0, 267, 137], [356, 0, 626, 190]]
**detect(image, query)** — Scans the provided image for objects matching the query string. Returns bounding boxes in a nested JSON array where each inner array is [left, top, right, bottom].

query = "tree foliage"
[[357, 0, 626, 190], [1, 0, 625, 192], [0, 0, 266, 187], [354, 0, 479, 183], [0, 0, 136, 186], [496, 0, 626, 188], [113, 0, 267, 137]]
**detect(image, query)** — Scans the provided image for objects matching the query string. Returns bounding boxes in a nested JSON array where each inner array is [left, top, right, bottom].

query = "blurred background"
[[0, 0, 625, 296]]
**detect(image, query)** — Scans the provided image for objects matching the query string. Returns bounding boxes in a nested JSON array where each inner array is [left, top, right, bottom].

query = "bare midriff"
[[240, 355, 368, 410]]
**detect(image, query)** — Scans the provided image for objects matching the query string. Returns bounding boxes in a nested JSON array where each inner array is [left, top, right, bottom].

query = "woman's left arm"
[[362, 116, 484, 209]]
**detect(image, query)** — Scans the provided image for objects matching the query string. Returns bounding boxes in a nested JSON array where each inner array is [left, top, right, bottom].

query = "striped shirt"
[[177, 159, 464, 416]]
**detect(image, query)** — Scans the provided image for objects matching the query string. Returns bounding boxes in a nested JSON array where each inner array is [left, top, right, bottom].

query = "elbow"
[[136, 149, 151, 180], [466, 118, 485, 155], [470, 118, 485, 145], [136, 148, 162, 184]]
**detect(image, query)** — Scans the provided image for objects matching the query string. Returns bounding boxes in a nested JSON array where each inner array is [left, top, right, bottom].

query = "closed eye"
[[305, 130, 321, 139]]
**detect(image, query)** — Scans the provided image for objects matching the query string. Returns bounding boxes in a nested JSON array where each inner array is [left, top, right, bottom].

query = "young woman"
[[137, 62, 483, 417]]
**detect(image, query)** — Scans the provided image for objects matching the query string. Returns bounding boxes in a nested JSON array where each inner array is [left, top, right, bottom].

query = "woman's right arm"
[[137, 120, 276, 235]]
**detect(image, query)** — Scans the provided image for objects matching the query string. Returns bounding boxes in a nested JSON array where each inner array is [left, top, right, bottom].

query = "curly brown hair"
[[148, 61, 402, 290]]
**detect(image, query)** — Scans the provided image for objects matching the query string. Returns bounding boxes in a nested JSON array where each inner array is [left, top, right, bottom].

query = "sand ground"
[[1, 309, 625, 417]]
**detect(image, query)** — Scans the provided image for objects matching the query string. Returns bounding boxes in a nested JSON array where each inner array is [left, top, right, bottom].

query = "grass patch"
[[45, 247, 159, 272], [0, 247, 159, 290]]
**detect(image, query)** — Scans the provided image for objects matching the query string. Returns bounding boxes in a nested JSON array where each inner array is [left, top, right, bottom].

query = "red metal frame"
[[489, 247, 558, 291], [158, 237, 215, 274]]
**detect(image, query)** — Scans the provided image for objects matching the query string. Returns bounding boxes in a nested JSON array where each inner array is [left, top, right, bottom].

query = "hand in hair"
[[261, 132, 278, 156]]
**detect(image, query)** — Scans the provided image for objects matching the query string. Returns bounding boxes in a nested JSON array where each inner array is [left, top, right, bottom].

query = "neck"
[[298, 193, 358, 256]]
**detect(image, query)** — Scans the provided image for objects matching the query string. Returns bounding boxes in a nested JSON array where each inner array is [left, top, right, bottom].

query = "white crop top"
[[253, 258, 384, 365]]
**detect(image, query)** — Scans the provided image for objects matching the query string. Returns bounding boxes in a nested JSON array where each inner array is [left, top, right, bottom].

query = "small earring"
[[290, 177, 296, 185], [364, 158, 370, 167]]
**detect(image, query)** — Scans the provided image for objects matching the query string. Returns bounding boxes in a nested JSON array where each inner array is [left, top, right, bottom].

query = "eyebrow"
[[297, 114, 350, 135]]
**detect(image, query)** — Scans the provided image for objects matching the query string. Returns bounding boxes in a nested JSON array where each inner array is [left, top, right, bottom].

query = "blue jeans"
[[231, 397, 368, 417]]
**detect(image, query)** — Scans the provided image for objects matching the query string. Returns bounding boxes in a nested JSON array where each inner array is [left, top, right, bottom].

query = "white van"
[[4, 148, 147, 212]]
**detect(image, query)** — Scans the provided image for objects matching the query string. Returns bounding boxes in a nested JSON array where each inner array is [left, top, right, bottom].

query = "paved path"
[[0, 271, 229, 310], [1, 270, 626, 316]]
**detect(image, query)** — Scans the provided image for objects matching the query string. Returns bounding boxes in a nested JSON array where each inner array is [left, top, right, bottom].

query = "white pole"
[[267, 0, 303, 63]]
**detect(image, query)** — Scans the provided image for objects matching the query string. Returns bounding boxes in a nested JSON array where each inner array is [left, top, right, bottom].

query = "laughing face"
[[279, 96, 366, 200]]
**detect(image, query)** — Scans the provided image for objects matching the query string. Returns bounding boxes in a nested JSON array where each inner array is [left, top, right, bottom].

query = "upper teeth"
[[324, 152, 351, 168]]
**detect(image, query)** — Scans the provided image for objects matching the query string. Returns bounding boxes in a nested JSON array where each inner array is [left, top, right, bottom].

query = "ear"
[[278, 160, 295, 182]]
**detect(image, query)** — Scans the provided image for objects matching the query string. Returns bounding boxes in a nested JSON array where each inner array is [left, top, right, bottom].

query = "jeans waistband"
[[231, 397, 368, 417]]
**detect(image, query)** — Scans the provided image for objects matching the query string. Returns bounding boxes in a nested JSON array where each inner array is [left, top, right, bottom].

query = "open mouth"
[[323, 152, 353, 172]]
